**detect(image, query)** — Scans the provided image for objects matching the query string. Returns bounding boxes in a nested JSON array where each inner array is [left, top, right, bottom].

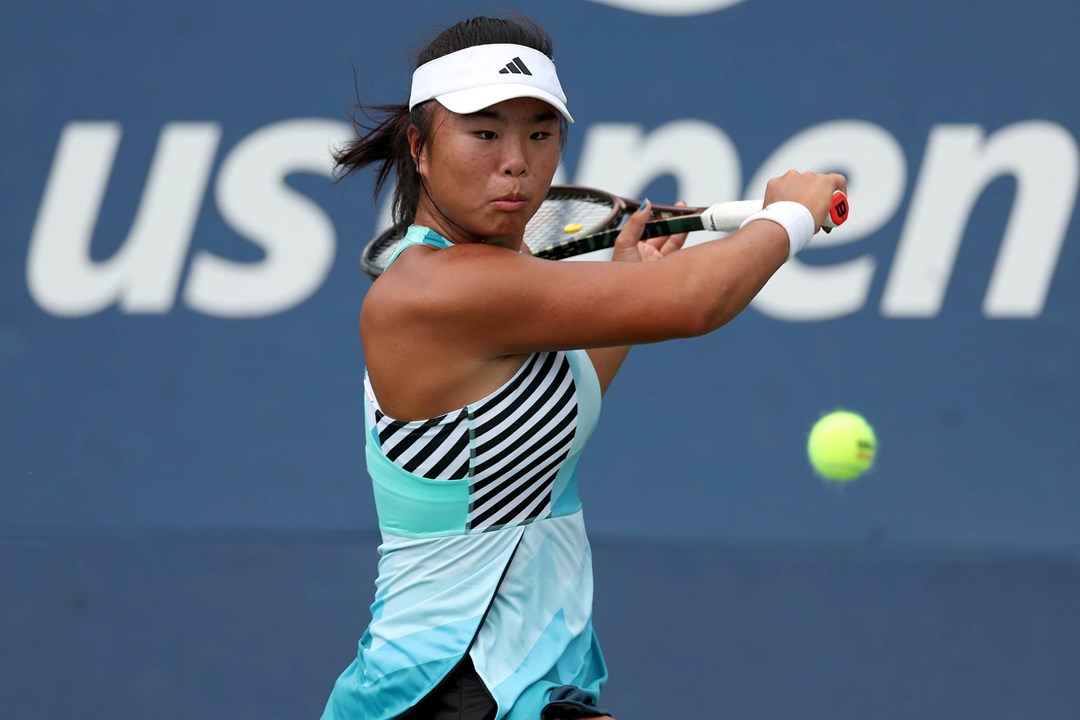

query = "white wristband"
[[739, 201, 815, 261]]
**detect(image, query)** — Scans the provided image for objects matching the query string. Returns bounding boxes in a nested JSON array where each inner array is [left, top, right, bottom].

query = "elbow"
[[681, 278, 756, 337], [646, 262, 763, 339], [676, 292, 737, 338], [679, 305, 716, 338]]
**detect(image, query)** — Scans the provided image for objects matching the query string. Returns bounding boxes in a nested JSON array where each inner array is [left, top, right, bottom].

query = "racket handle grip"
[[701, 190, 849, 232], [700, 200, 766, 232], [827, 190, 849, 228]]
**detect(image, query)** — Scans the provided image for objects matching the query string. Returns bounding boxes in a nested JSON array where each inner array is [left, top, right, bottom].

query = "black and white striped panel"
[[467, 352, 578, 532], [373, 407, 472, 480]]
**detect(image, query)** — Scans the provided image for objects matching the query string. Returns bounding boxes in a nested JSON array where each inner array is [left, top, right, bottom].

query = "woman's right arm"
[[376, 171, 846, 358]]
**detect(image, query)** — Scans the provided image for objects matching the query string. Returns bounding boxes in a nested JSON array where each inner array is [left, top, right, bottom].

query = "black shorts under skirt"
[[397, 656, 611, 720]]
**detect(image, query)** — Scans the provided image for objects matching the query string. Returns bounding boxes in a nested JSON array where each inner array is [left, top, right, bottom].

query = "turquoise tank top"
[[321, 226, 608, 720]]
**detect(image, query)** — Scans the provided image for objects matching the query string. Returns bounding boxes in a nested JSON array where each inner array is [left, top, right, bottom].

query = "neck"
[[412, 200, 476, 245], [413, 193, 525, 250]]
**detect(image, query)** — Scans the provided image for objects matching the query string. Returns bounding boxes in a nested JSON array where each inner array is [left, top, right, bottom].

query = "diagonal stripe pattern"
[[374, 406, 473, 480], [369, 351, 579, 532], [467, 352, 577, 531]]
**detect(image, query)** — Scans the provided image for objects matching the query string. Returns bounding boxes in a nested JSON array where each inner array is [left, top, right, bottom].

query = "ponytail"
[[333, 101, 434, 238]]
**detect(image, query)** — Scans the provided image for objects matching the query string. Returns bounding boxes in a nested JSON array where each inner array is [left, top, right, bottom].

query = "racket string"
[[362, 188, 625, 276], [525, 196, 619, 252]]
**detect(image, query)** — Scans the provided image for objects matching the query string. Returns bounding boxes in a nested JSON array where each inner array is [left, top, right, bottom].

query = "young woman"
[[322, 14, 846, 720]]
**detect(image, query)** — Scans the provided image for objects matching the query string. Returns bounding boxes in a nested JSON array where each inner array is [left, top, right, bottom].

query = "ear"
[[406, 124, 423, 176]]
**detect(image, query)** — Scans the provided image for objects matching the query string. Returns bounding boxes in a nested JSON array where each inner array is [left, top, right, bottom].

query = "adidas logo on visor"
[[498, 57, 532, 75]]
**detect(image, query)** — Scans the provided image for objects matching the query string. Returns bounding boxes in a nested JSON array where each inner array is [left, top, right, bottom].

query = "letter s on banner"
[[185, 119, 351, 318]]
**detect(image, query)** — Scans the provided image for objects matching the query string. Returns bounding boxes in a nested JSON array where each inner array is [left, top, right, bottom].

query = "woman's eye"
[[475, 130, 498, 140], [531, 131, 552, 141]]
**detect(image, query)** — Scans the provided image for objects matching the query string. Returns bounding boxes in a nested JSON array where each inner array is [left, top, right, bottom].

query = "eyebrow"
[[465, 109, 560, 123]]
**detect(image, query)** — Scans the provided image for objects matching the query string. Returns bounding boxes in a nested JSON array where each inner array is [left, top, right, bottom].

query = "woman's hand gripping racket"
[[361, 185, 849, 279]]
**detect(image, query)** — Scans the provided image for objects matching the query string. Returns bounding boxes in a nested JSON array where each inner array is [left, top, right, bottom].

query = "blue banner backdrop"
[[2, 1, 1079, 718]]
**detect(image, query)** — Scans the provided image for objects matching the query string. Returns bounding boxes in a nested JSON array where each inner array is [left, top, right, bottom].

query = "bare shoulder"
[[360, 249, 537, 420], [363, 243, 540, 334], [360, 244, 488, 333]]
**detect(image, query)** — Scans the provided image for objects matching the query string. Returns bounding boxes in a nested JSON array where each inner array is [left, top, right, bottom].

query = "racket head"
[[359, 185, 629, 278], [522, 185, 627, 255], [361, 225, 408, 279]]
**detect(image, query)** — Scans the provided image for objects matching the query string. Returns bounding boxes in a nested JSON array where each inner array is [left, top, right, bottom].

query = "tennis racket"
[[361, 184, 849, 279]]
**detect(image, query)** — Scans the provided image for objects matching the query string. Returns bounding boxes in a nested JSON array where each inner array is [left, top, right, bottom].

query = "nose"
[[500, 138, 528, 177]]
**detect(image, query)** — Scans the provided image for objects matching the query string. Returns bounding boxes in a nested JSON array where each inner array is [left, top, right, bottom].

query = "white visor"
[[409, 43, 573, 123]]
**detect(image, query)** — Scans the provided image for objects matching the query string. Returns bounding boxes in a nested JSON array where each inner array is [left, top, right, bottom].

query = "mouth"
[[490, 193, 528, 211]]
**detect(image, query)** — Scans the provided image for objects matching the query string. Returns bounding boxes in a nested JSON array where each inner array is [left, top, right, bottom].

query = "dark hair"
[[333, 15, 563, 236]]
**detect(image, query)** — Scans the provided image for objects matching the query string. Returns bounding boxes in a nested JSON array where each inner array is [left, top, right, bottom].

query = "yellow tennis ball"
[[807, 410, 877, 482]]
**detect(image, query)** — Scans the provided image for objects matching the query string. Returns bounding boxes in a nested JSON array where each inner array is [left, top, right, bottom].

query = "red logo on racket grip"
[[830, 191, 849, 226]]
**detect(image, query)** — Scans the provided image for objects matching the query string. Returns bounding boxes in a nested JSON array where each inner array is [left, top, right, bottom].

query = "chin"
[[481, 217, 529, 240]]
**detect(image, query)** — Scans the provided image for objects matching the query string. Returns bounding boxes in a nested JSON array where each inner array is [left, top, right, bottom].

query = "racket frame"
[[360, 185, 848, 276]]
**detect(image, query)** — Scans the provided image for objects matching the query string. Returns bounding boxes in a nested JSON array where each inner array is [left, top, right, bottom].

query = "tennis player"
[[321, 14, 845, 720]]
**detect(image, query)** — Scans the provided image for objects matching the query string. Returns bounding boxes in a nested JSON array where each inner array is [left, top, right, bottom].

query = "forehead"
[[453, 97, 562, 122]]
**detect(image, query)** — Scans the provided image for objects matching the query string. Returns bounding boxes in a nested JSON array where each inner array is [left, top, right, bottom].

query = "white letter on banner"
[[745, 121, 906, 321], [27, 122, 220, 316], [575, 120, 741, 219], [883, 122, 1079, 318], [185, 119, 350, 318]]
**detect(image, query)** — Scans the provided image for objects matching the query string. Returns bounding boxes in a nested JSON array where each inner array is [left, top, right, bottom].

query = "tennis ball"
[[807, 410, 877, 482]]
